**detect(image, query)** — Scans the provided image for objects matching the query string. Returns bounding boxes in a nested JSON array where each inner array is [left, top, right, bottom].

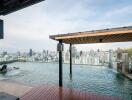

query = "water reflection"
[[0, 62, 131, 100]]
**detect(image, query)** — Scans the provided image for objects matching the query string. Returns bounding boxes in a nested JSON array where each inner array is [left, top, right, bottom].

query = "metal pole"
[[70, 43, 72, 79], [0, 19, 4, 39], [58, 40, 63, 87]]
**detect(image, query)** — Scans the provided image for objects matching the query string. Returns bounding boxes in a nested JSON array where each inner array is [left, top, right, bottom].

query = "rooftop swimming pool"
[[0, 62, 132, 100]]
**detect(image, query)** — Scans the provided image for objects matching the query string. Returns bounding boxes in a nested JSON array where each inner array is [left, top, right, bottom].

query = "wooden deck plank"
[[21, 86, 44, 100], [20, 85, 124, 100], [36, 86, 50, 100]]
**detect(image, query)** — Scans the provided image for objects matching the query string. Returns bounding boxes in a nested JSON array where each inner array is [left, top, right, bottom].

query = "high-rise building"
[[17, 51, 21, 56], [122, 53, 129, 73], [2, 51, 7, 57], [64, 50, 70, 63], [42, 50, 46, 58], [71, 45, 77, 57], [29, 49, 33, 57], [109, 49, 113, 68]]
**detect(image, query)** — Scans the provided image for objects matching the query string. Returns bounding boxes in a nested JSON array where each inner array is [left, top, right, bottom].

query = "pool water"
[[0, 62, 132, 100]]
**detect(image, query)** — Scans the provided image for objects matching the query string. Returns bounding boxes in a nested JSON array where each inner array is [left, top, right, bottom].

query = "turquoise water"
[[0, 62, 132, 100]]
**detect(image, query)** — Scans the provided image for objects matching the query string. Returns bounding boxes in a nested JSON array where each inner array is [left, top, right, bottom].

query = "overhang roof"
[[50, 26, 132, 44], [0, 0, 44, 15]]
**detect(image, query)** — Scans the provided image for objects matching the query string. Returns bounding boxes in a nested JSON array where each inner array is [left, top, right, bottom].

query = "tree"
[[123, 48, 132, 56]]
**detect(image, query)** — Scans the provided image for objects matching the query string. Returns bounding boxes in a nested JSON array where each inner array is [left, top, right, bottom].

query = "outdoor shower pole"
[[58, 40, 63, 87], [70, 43, 72, 79]]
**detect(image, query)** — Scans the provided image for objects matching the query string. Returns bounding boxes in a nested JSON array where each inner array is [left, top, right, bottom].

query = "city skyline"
[[0, 46, 131, 54], [0, 47, 115, 65], [0, 0, 132, 52]]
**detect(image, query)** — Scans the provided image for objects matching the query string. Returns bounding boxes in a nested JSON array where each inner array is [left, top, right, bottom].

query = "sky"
[[0, 0, 132, 53]]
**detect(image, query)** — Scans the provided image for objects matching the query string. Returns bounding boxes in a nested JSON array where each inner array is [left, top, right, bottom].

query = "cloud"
[[105, 6, 132, 17], [0, 0, 132, 53]]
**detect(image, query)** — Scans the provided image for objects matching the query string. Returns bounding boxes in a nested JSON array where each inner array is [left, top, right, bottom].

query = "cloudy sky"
[[0, 0, 132, 53]]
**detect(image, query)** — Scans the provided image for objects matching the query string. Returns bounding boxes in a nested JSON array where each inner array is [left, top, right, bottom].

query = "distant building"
[[17, 51, 21, 56], [64, 50, 70, 63], [122, 53, 129, 73], [2, 51, 7, 57], [117, 48, 122, 61], [42, 50, 46, 58], [72, 45, 77, 58], [109, 49, 113, 68], [116, 48, 130, 73], [29, 49, 33, 57]]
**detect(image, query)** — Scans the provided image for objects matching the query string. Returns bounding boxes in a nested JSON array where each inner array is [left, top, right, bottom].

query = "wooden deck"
[[20, 85, 124, 100]]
